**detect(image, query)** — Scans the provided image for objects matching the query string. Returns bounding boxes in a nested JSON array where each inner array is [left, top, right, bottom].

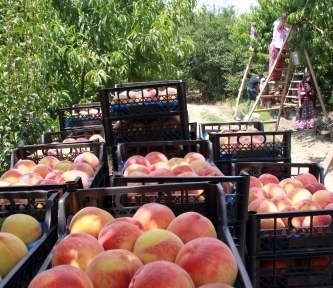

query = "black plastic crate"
[[10, 142, 106, 189], [58, 102, 102, 130], [0, 191, 59, 288], [199, 122, 265, 140], [233, 162, 325, 184], [41, 125, 105, 144], [248, 251, 333, 287], [37, 182, 253, 288], [189, 122, 197, 140], [247, 209, 333, 257], [209, 130, 292, 163]]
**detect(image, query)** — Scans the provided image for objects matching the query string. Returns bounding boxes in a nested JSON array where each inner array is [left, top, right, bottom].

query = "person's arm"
[[298, 82, 305, 106], [308, 84, 316, 97]]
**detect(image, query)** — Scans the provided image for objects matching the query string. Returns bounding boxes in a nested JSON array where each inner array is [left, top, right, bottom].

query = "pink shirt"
[[270, 18, 289, 50]]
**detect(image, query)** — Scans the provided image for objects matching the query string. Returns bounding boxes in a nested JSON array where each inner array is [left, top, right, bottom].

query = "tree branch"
[[306, 19, 333, 48]]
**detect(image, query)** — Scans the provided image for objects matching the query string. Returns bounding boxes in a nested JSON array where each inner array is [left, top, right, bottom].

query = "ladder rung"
[[254, 107, 280, 112], [267, 81, 285, 86], [290, 80, 301, 83], [262, 120, 278, 124], [288, 88, 298, 91], [286, 95, 298, 99], [260, 95, 275, 99], [274, 68, 288, 71], [283, 103, 298, 107]]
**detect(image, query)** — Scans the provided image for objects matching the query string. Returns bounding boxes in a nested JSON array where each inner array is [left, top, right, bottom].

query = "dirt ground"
[[187, 102, 333, 189]]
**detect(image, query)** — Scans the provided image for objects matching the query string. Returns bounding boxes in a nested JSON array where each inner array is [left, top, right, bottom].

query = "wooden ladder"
[[283, 67, 304, 108]]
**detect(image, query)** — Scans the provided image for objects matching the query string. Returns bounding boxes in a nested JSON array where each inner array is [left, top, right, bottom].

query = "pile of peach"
[[248, 172, 333, 229], [0, 151, 100, 190], [121, 151, 231, 195], [27, 203, 239, 288]]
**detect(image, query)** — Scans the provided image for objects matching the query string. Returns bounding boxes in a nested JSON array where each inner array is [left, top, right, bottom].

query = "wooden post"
[[234, 55, 252, 116], [322, 144, 333, 177], [304, 48, 333, 140]]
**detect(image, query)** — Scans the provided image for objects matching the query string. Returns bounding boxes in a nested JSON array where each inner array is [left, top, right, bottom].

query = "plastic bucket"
[[291, 51, 302, 66], [265, 101, 272, 108]]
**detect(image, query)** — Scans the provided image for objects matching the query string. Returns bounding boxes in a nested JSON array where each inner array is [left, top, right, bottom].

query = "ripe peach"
[[0, 180, 11, 186], [89, 134, 105, 143], [324, 203, 333, 210], [145, 151, 169, 165], [74, 152, 100, 171], [195, 166, 223, 176], [38, 155, 60, 168], [127, 171, 149, 177], [52, 232, 104, 271], [270, 195, 293, 211], [133, 229, 184, 264], [295, 172, 318, 186], [184, 152, 205, 164], [148, 168, 175, 177], [69, 162, 95, 178], [86, 249, 143, 288], [248, 187, 268, 204], [258, 173, 280, 186], [13, 159, 36, 174], [44, 169, 64, 182], [149, 162, 170, 172], [129, 260, 195, 288], [0, 232, 28, 278], [302, 214, 332, 228], [280, 206, 300, 227], [167, 212, 217, 243], [171, 165, 194, 176], [53, 160, 73, 172], [304, 182, 326, 194], [75, 137, 89, 142], [28, 265, 94, 288], [69, 207, 114, 239], [312, 189, 333, 208], [111, 217, 146, 232], [124, 164, 150, 176], [0, 169, 24, 183], [262, 183, 287, 199], [287, 188, 312, 205], [189, 160, 211, 171], [248, 198, 278, 213], [124, 155, 150, 172], [59, 170, 89, 188], [29, 164, 53, 178], [260, 218, 285, 230], [38, 179, 59, 185], [293, 199, 321, 211], [249, 176, 263, 188], [17, 172, 44, 185], [132, 203, 176, 230], [177, 172, 199, 177], [175, 237, 238, 287], [260, 259, 287, 274], [1, 214, 42, 245], [168, 158, 188, 170], [62, 138, 76, 143], [198, 284, 234, 288], [98, 220, 144, 251], [279, 177, 303, 193]]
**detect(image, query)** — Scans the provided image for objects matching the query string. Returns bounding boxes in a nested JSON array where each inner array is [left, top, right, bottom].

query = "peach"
[[69, 207, 114, 239], [249, 176, 263, 188], [38, 155, 60, 168], [124, 164, 150, 176], [124, 155, 151, 172], [28, 265, 94, 288], [53, 160, 73, 172], [145, 151, 169, 165], [129, 260, 195, 288], [295, 172, 318, 186], [1, 214, 42, 245], [302, 214, 332, 228], [175, 237, 238, 287], [293, 199, 321, 211], [287, 188, 312, 205], [13, 159, 36, 174], [174, 189, 204, 201], [148, 168, 175, 177], [195, 166, 223, 176], [280, 206, 300, 227], [62, 137, 76, 143], [149, 162, 170, 172], [260, 259, 287, 273], [132, 203, 176, 230], [270, 195, 293, 211], [171, 165, 194, 176], [248, 187, 268, 204], [111, 217, 146, 232], [74, 152, 100, 171], [75, 137, 89, 142], [177, 172, 199, 177], [262, 183, 287, 199], [29, 164, 53, 178], [133, 229, 184, 264], [304, 182, 326, 194], [248, 198, 278, 213], [98, 220, 144, 251], [86, 249, 143, 288], [312, 189, 333, 208], [0, 232, 28, 278], [59, 170, 89, 188], [0, 180, 11, 186], [324, 203, 333, 209], [189, 160, 211, 171], [127, 171, 149, 177], [0, 169, 24, 183], [184, 152, 205, 164], [168, 158, 188, 170], [52, 232, 104, 271], [44, 169, 64, 182], [198, 284, 234, 288], [167, 212, 217, 243], [279, 177, 303, 193], [89, 134, 105, 142], [38, 179, 59, 185], [17, 172, 43, 185], [299, 256, 330, 270], [260, 218, 285, 230], [258, 173, 280, 186], [69, 162, 95, 178]]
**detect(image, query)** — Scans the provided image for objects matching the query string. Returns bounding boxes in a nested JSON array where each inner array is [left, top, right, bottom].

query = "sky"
[[196, 0, 258, 15]]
